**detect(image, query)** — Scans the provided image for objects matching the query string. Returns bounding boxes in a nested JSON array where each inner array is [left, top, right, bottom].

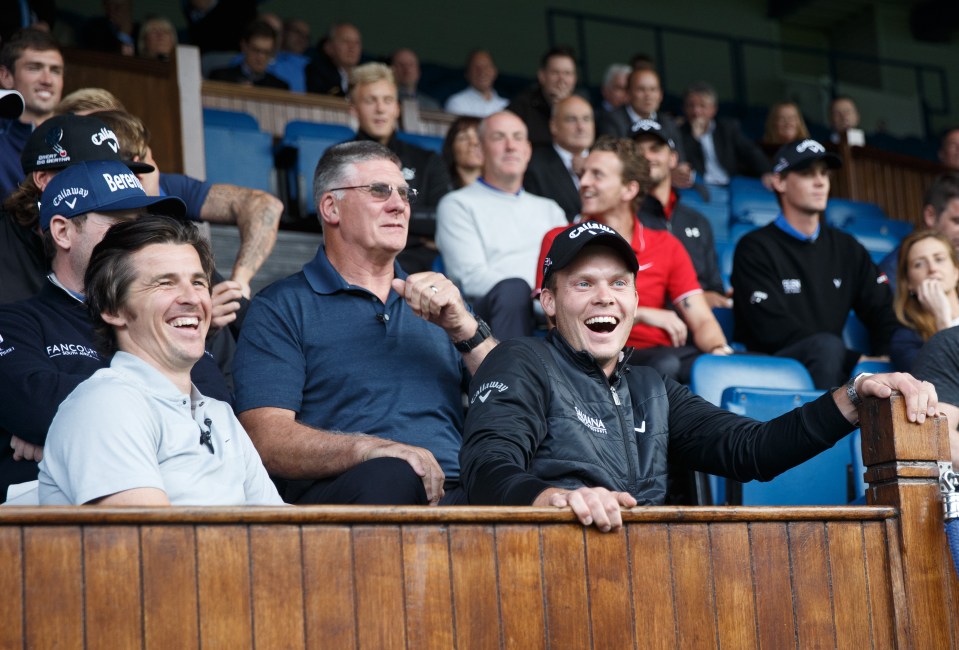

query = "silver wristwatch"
[[845, 372, 872, 408]]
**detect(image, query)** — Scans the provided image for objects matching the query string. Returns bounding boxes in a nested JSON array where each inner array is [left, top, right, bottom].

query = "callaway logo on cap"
[[631, 119, 676, 150], [21, 114, 154, 174], [771, 138, 842, 174], [541, 221, 639, 290], [39, 160, 186, 230]]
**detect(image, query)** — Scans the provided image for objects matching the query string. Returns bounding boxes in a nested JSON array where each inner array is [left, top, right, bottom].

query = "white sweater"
[[435, 181, 567, 297]]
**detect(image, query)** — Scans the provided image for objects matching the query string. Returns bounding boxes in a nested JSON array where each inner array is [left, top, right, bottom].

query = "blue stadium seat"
[[395, 131, 444, 153], [729, 176, 767, 195], [715, 240, 734, 290], [825, 198, 887, 227], [730, 190, 779, 225], [849, 359, 894, 377], [843, 216, 913, 242], [202, 107, 260, 131], [690, 355, 815, 504], [720, 387, 858, 505], [842, 221, 900, 262], [690, 202, 730, 243], [842, 311, 871, 355], [690, 354, 815, 407], [282, 121, 355, 217], [203, 127, 275, 194]]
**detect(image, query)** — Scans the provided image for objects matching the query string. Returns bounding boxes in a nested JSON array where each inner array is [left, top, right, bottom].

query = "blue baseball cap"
[[39, 160, 186, 231]]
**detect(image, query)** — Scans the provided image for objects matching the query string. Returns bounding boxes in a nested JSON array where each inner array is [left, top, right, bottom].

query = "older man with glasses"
[[233, 141, 496, 507]]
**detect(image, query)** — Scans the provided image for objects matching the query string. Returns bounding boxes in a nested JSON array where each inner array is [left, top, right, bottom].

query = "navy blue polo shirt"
[[233, 246, 468, 480]]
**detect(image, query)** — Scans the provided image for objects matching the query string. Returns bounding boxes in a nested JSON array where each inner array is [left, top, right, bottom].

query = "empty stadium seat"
[[203, 125, 276, 194], [202, 107, 260, 131], [729, 175, 767, 195], [690, 354, 815, 407], [720, 387, 859, 505], [842, 311, 871, 355], [825, 198, 887, 227], [690, 202, 730, 242], [689, 354, 816, 504], [282, 121, 355, 217], [730, 190, 779, 225]]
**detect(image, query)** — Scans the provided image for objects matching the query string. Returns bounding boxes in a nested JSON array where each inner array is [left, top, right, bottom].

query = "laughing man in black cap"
[[459, 220, 935, 531], [731, 139, 899, 388]]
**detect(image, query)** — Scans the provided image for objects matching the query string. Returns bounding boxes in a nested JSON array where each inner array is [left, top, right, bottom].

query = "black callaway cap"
[[542, 221, 639, 290], [20, 114, 154, 174]]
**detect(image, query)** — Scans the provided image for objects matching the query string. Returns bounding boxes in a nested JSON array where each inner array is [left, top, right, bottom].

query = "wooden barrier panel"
[[0, 397, 956, 648], [833, 141, 951, 225]]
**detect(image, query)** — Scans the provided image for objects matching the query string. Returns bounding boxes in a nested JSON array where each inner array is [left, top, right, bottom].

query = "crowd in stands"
[[0, 12, 957, 523]]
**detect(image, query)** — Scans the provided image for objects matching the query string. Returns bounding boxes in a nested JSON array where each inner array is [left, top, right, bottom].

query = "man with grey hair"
[[306, 22, 362, 96], [234, 141, 496, 506], [599, 63, 630, 114]]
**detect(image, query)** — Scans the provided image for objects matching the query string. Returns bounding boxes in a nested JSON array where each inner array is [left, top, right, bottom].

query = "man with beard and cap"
[[459, 221, 936, 531]]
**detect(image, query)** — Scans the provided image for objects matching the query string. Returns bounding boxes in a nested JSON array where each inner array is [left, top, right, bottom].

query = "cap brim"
[[95, 194, 187, 219], [0, 91, 24, 120], [126, 160, 155, 174]]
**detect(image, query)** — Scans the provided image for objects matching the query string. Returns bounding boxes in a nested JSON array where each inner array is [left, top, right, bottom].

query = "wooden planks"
[[0, 503, 939, 649]]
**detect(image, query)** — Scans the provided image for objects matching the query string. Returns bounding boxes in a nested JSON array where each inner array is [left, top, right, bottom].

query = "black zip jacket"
[[460, 330, 854, 506]]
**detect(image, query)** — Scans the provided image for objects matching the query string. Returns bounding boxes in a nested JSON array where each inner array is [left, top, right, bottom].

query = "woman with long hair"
[[762, 101, 810, 146], [441, 116, 482, 189], [890, 229, 959, 370]]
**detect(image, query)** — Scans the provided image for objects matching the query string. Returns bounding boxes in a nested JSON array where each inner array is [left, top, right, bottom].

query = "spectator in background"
[[78, 0, 137, 56], [0, 0, 56, 44], [879, 174, 959, 291], [391, 48, 440, 112], [348, 63, 451, 272], [680, 81, 772, 188], [762, 101, 810, 146], [596, 67, 692, 188], [261, 17, 312, 92], [137, 16, 178, 60], [507, 46, 578, 147], [829, 96, 861, 145], [732, 139, 898, 388], [524, 95, 594, 221], [912, 328, 959, 469], [0, 28, 63, 199], [890, 230, 959, 371], [210, 20, 290, 90], [306, 22, 362, 97], [444, 50, 508, 118], [599, 63, 630, 114], [633, 120, 730, 308], [183, 0, 257, 54], [939, 128, 959, 171], [436, 111, 567, 339], [441, 116, 482, 189]]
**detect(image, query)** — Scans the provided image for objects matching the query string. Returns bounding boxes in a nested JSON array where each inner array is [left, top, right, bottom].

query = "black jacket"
[[638, 193, 724, 294], [460, 331, 853, 506], [523, 145, 580, 222], [680, 117, 771, 179], [305, 51, 346, 97], [0, 209, 45, 305], [209, 65, 290, 90], [732, 222, 898, 355]]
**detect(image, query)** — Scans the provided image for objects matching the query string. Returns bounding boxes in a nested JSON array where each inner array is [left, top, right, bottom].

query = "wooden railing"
[[832, 140, 951, 225], [1, 394, 956, 649]]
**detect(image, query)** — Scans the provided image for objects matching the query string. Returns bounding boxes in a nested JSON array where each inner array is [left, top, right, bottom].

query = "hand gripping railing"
[[941, 461, 959, 579]]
